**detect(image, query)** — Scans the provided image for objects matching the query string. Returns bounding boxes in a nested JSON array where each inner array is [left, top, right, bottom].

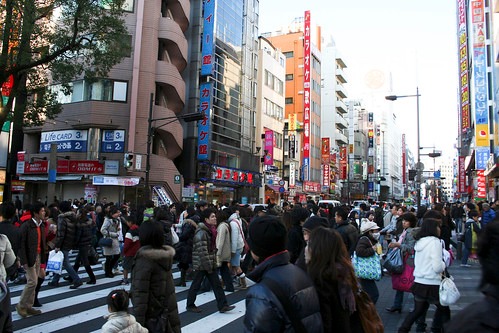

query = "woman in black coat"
[[131, 221, 180, 332], [174, 217, 197, 287], [287, 207, 309, 264]]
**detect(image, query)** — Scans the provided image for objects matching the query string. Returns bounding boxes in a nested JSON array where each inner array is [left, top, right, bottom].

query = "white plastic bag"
[[439, 275, 460, 306], [171, 226, 179, 245], [46, 250, 64, 275]]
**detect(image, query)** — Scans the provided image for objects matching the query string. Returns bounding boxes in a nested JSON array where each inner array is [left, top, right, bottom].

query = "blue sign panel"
[[40, 130, 88, 153], [200, 0, 215, 76], [101, 130, 125, 153], [197, 81, 212, 160]]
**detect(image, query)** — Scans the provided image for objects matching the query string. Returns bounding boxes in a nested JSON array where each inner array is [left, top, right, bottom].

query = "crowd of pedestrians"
[[1, 196, 499, 332]]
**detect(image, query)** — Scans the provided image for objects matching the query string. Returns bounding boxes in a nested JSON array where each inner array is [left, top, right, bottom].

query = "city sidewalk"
[[375, 258, 483, 332]]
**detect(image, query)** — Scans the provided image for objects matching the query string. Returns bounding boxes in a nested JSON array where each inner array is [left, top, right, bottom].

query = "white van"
[[318, 200, 342, 208]]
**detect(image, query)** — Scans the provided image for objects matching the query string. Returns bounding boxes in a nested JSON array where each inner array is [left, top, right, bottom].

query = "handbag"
[[392, 253, 415, 292], [171, 226, 179, 245], [355, 289, 384, 333], [98, 237, 113, 247], [439, 275, 460, 306], [145, 293, 172, 333], [352, 238, 382, 281], [383, 248, 404, 274], [236, 220, 250, 254], [88, 246, 100, 265], [46, 250, 64, 274]]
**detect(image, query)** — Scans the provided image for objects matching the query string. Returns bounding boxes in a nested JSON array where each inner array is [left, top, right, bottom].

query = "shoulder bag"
[[352, 237, 382, 281], [383, 247, 404, 274], [261, 278, 307, 333], [439, 274, 460, 306], [98, 237, 113, 247]]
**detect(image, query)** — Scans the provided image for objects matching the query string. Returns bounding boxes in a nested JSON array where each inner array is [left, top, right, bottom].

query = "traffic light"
[[124, 153, 134, 169], [408, 169, 417, 181]]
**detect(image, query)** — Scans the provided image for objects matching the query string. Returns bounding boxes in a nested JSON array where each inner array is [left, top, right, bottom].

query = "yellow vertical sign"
[[289, 114, 296, 131]]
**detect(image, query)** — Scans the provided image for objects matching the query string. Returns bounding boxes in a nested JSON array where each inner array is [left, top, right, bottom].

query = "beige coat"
[[216, 221, 232, 266], [0, 234, 16, 283]]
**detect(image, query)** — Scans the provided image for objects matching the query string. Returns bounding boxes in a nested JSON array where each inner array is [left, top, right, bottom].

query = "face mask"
[[372, 232, 380, 240]]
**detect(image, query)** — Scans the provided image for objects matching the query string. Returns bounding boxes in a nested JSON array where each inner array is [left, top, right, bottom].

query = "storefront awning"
[[20, 175, 83, 181], [265, 184, 281, 192]]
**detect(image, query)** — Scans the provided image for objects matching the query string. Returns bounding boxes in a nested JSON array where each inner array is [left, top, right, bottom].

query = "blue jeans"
[[455, 218, 463, 233], [462, 246, 470, 264], [52, 250, 81, 284]]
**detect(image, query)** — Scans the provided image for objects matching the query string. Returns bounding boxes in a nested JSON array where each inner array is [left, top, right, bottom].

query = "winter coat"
[[100, 217, 121, 256], [399, 227, 417, 257], [174, 219, 197, 265], [55, 211, 79, 250], [355, 234, 377, 258], [101, 312, 148, 333], [0, 235, 16, 283], [335, 221, 359, 256], [123, 225, 140, 257], [0, 280, 12, 333], [445, 284, 499, 332], [191, 223, 217, 273], [413, 236, 446, 286], [76, 216, 94, 248], [244, 251, 323, 333], [216, 221, 232, 265], [0, 221, 20, 257], [464, 218, 481, 250], [286, 224, 306, 264], [19, 218, 47, 267], [131, 245, 180, 333], [228, 213, 244, 253], [481, 208, 496, 227]]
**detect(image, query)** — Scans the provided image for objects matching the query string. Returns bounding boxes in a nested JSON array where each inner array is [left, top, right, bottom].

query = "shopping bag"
[[439, 275, 460, 306], [352, 252, 382, 281], [392, 254, 414, 292], [383, 248, 404, 274], [46, 250, 64, 274], [171, 226, 179, 245]]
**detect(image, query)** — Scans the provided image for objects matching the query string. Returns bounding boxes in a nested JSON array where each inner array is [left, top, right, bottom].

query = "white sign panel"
[[289, 162, 296, 187], [104, 160, 119, 175], [40, 130, 88, 152], [92, 176, 140, 186]]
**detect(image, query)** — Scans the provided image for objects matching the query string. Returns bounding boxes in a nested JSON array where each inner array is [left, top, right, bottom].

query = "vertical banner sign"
[[302, 10, 311, 181], [339, 146, 347, 180], [321, 138, 330, 190], [322, 164, 330, 188], [402, 134, 406, 185], [472, 0, 489, 148], [289, 135, 296, 159], [264, 130, 274, 165], [1, 74, 14, 106], [477, 170, 486, 198], [289, 161, 296, 187], [458, 156, 466, 193], [289, 114, 296, 131], [197, 82, 212, 160], [458, 0, 470, 132], [200, 0, 215, 76], [321, 138, 330, 164], [476, 146, 490, 170]]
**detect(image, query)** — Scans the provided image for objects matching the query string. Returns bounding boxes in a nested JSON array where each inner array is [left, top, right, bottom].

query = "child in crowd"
[[101, 289, 147, 333], [121, 216, 140, 285]]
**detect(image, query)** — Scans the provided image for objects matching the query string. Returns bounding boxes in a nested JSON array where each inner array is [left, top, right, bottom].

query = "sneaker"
[[69, 281, 83, 289], [26, 307, 42, 316], [119, 278, 129, 285], [186, 305, 202, 313], [219, 305, 236, 313], [16, 304, 28, 318]]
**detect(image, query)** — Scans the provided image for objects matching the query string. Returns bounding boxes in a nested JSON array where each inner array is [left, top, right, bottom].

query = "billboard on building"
[[197, 82, 212, 160], [302, 10, 311, 181], [200, 0, 215, 76], [264, 130, 274, 165], [457, 0, 470, 132]]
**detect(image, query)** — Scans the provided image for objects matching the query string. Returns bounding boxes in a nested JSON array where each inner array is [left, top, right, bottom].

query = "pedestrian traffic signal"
[[124, 153, 134, 169], [409, 169, 417, 181]]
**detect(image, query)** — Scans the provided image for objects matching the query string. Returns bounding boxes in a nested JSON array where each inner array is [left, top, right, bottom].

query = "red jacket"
[[123, 225, 140, 257]]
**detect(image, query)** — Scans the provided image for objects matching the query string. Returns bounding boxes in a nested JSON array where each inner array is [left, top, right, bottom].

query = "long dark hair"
[[414, 218, 440, 240], [306, 227, 358, 293]]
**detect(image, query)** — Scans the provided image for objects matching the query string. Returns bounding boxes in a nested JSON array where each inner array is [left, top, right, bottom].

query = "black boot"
[[34, 277, 44, 307], [176, 269, 186, 287]]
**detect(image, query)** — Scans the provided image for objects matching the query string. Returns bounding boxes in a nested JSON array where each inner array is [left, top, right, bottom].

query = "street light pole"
[[385, 87, 421, 209]]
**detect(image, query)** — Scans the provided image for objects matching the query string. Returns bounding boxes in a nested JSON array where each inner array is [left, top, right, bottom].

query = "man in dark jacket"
[[0, 202, 20, 259], [17, 202, 46, 317], [244, 215, 323, 332], [334, 206, 359, 256], [186, 208, 235, 314], [446, 220, 499, 332], [49, 201, 82, 289]]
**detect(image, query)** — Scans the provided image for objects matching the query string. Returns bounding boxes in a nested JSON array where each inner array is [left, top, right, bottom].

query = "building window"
[[283, 51, 294, 58], [285, 97, 293, 104], [51, 79, 128, 104], [285, 74, 293, 81]]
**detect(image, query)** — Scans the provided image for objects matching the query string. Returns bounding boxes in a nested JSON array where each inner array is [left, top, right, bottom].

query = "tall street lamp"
[[145, 93, 205, 200], [385, 87, 421, 209]]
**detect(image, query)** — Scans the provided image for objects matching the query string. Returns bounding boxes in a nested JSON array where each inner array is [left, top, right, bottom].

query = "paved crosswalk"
[[9, 251, 248, 333]]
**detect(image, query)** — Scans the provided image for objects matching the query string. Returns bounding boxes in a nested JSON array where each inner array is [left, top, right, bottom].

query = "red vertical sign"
[[477, 170, 486, 198], [458, 156, 466, 193], [264, 130, 274, 166]]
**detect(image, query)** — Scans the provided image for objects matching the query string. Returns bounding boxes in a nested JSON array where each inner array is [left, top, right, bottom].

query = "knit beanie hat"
[[302, 216, 329, 232], [248, 216, 287, 260]]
